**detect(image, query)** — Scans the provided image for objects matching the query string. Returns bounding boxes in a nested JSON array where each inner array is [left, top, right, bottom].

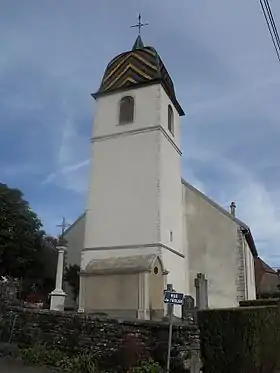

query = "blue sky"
[[1, 0, 280, 266]]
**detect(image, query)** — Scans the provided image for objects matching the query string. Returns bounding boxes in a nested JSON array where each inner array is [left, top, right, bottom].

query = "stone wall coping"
[[4, 306, 198, 331]]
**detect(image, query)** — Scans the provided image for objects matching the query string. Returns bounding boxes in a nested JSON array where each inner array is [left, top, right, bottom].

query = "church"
[[64, 32, 257, 319]]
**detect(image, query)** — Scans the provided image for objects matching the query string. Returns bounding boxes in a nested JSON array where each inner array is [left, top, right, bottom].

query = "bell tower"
[[80, 23, 187, 317]]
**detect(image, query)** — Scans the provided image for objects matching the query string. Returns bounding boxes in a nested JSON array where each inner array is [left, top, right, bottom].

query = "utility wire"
[[259, 0, 280, 61], [259, 0, 280, 62], [264, 0, 280, 50]]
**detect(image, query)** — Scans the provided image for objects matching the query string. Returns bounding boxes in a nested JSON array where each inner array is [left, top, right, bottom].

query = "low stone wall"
[[239, 298, 280, 307], [0, 306, 200, 372]]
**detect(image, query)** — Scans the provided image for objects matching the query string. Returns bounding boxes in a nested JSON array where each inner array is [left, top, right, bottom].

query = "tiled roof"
[[84, 254, 163, 275], [92, 37, 184, 116], [255, 257, 279, 289]]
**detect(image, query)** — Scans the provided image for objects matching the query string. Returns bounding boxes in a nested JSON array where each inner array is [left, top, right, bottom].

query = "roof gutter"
[[240, 226, 258, 258]]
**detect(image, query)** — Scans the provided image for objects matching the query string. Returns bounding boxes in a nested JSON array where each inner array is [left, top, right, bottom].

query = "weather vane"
[[130, 14, 148, 36]]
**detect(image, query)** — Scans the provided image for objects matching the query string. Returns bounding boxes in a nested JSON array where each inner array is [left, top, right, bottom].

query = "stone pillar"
[[194, 273, 208, 310], [78, 274, 85, 313], [50, 245, 67, 311], [143, 272, 150, 319], [166, 283, 174, 316], [137, 272, 150, 320], [163, 270, 169, 316]]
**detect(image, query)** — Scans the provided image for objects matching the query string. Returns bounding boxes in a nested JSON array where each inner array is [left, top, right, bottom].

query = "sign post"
[[164, 285, 184, 373], [166, 302, 174, 373]]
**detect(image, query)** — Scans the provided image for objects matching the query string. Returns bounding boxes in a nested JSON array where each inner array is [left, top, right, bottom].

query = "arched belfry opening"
[[168, 104, 174, 135], [119, 96, 134, 125]]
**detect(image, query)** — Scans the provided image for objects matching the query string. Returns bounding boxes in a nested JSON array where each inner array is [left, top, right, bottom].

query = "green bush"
[[60, 353, 96, 373], [18, 343, 162, 373], [0, 316, 9, 342], [20, 343, 48, 365], [131, 359, 162, 373], [19, 343, 96, 373], [198, 305, 280, 373]]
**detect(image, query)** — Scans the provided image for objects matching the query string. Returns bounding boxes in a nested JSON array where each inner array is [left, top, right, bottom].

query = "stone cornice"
[[82, 242, 185, 258], [91, 125, 182, 155]]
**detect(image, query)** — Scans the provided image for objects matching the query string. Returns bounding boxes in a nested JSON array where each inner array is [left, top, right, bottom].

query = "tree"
[[64, 264, 80, 301], [0, 183, 56, 296]]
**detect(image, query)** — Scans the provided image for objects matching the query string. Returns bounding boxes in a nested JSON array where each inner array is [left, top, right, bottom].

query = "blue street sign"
[[164, 291, 184, 305]]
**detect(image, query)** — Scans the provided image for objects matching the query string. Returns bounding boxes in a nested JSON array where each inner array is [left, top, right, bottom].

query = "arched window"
[[168, 105, 174, 135], [119, 96, 134, 125]]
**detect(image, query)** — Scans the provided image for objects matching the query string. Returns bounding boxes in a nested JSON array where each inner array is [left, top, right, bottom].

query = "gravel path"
[[0, 358, 54, 373]]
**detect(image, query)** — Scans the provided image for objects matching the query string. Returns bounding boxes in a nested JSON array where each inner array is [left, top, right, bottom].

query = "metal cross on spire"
[[130, 14, 148, 36], [57, 217, 70, 236]]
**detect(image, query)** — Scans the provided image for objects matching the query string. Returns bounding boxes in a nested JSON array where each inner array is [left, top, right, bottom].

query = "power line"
[[259, 0, 280, 61], [264, 0, 280, 48], [259, 0, 280, 62]]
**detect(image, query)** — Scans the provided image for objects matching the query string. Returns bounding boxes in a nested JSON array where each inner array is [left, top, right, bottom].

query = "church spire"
[[130, 14, 148, 50], [132, 35, 144, 50]]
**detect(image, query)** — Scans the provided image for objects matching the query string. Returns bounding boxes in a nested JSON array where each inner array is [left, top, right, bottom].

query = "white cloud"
[[187, 152, 280, 264], [222, 160, 280, 263], [40, 97, 90, 193], [188, 74, 280, 116], [183, 122, 280, 264], [43, 159, 89, 185]]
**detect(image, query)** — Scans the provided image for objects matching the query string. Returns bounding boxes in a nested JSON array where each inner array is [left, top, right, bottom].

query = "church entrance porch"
[[79, 254, 166, 320]]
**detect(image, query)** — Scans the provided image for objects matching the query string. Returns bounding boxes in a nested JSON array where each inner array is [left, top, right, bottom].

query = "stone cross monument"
[[50, 218, 68, 311]]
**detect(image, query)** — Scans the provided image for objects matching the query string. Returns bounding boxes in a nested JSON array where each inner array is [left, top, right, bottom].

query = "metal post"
[[166, 283, 173, 373], [166, 303, 174, 373], [8, 314, 18, 343]]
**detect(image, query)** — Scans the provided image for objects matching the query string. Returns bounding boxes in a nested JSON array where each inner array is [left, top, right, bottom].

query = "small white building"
[[64, 35, 257, 319]]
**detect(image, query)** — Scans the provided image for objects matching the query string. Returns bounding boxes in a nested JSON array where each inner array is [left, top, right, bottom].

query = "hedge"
[[198, 305, 280, 373]]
